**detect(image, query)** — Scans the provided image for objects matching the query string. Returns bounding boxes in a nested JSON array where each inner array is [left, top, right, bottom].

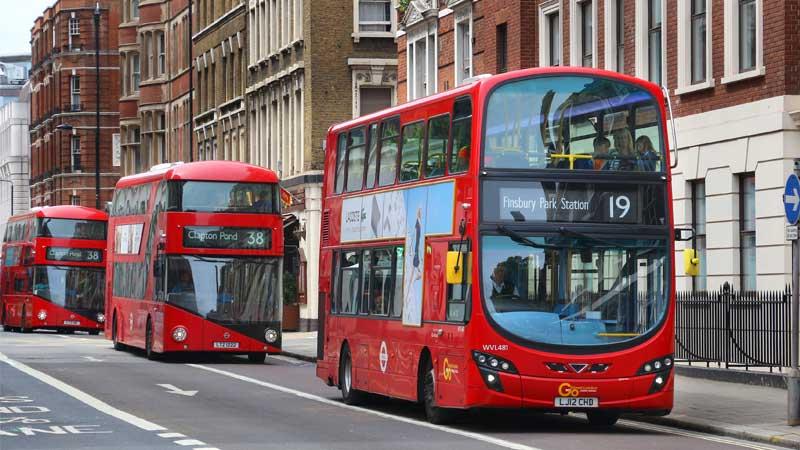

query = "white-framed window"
[[539, 2, 561, 67], [571, 0, 596, 67], [604, 0, 625, 72], [157, 32, 166, 76], [70, 195, 81, 206], [406, 24, 437, 101], [69, 17, 79, 36], [722, 0, 764, 84], [131, 0, 139, 20], [131, 53, 140, 92], [454, 6, 473, 85], [677, 0, 713, 94], [71, 136, 81, 171], [740, 174, 756, 291], [354, 0, 396, 40], [70, 75, 80, 109], [635, 0, 666, 86]]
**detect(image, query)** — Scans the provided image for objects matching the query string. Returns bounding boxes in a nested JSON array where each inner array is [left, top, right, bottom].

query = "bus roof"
[[115, 161, 280, 189], [9, 206, 108, 222], [328, 66, 663, 136]]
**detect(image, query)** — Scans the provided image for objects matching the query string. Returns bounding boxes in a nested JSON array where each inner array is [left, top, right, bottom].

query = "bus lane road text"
[[0, 395, 112, 437]]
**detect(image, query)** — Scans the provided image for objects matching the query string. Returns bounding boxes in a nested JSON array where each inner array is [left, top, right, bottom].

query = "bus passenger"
[[593, 136, 611, 170], [635, 136, 659, 172], [609, 129, 636, 171]]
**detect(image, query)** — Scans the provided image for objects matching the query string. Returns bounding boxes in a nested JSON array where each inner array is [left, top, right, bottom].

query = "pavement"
[[282, 331, 800, 450], [1, 330, 790, 450]]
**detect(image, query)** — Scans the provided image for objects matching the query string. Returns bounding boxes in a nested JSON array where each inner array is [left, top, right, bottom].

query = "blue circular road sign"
[[784, 174, 800, 225]]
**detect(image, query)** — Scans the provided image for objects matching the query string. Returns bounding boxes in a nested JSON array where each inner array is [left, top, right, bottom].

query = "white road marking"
[[267, 355, 308, 365], [193, 448, 220, 450], [187, 363, 542, 450], [0, 351, 166, 432], [158, 432, 187, 438], [82, 356, 104, 362], [619, 420, 782, 450], [157, 384, 198, 397], [175, 439, 206, 446]]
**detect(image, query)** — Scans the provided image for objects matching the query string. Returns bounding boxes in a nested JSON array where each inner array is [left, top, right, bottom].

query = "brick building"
[[29, 0, 121, 208], [397, 0, 800, 292], [118, 0, 192, 176], [193, 0, 248, 164], [246, 0, 398, 330]]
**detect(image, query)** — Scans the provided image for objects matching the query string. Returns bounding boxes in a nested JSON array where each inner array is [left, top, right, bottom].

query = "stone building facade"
[[29, 0, 121, 208], [396, 0, 800, 292], [0, 85, 32, 235], [119, 0, 193, 176], [246, 0, 398, 330]]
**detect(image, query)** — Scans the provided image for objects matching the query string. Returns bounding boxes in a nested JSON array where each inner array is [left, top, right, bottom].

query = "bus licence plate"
[[554, 397, 598, 408], [63, 320, 81, 326], [213, 342, 239, 349]]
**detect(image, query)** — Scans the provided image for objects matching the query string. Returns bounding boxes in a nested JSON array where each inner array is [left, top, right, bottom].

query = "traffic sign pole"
[[786, 174, 800, 426]]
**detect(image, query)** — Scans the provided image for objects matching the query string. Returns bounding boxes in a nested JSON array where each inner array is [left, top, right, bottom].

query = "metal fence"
[[675, 283, 791, 371]]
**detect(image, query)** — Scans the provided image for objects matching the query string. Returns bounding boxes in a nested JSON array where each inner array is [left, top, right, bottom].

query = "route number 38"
[[246, 231, 267, 247], [609, 195, 631, 219]]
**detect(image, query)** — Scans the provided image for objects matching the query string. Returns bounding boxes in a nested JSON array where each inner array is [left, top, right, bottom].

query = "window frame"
[[70, 75, 81, 109], [676, 0, 714, 95], [722, 0, 764, 84], [448, 96, 473, 175], [69, 17, 80, 36], [377, 116, 401, 187], [406, 23, 438, 101], [539, 3, 562, 67], [353, 0, 397, 41], [635, 0, 666, 86], [571, 0, 597, 68], [345, 127, 368, 193], [399, 120, 426, 183], [423, 113, 451, 179], [330, 246, 404, 319], [604, 0, 625, 72], [446, 240, 471, 323], [691, 180, 707, 292], [70, 136, 81, 172], [454, 5, 473, 86], [739, 173, 756, 291], [496, 23, 508, 74]]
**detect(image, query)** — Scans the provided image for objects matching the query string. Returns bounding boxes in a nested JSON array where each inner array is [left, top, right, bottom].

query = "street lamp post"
[[94, 2, 101, 210]]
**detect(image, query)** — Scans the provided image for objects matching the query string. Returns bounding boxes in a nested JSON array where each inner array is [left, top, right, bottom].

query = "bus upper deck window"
[[425, 115, 449, 178], [334, 133, 347, 194], [449, 97, 472, 174], [378, 119, 400, 187], [400, 122, 424, 183]]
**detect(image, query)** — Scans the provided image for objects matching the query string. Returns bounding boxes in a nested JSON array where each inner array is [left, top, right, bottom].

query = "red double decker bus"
[[1, 206, 107, 334], [316, 68, 684, 425], [105, 161, 283, 363]]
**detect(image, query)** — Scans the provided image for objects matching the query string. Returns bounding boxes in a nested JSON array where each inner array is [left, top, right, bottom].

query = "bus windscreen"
[[33, 266, 105, 313], [37, 218, 107, 240], [171, 181, 279, 214]]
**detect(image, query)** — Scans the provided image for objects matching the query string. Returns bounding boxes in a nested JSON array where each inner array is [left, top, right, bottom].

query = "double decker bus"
[[316, 67, 687, 425], [105, 161, 283, 363], [1, 206, 107, 334]]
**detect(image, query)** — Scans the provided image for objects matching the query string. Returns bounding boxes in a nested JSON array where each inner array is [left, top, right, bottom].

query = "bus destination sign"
[[45, 247, 103, 263], [482, 180, 666, 226], [183, 226, 271, 250]]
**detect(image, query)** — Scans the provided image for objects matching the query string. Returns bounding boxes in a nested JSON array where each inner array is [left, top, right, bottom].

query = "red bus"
[[316, 67, 685, 425], [105, 161, 284, 363], [1, 206, 107, 334]]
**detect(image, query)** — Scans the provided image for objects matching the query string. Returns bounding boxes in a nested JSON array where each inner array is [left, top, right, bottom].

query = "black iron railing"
[[675, 282, 791, 371]]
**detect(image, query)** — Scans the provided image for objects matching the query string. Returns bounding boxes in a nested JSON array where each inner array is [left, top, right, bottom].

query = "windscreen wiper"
[[496, 225, 558, 249], [557, 227, 626, 248]]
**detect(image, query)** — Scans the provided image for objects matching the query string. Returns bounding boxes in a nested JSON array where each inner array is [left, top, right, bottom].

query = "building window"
[[738, 0, 756, 72], [69, 18, 79, 36], [71, 136, 81, 172], [692, 181, 706, 291], [157, 32, 166, 76], [616, 0, 624, 71], [648, 0, 662, 85], [540, 4, 561, 67], [580, 1, 593, 67], [358, 0, 391, 32], [691, 0, 707, 84], [130, 0, 139, 20], [70, 76, 80, 110], [407, 27, 437, 101], [131, 53, 140, 92], [496, 23, 508, 73], [455, 11, 472, 85], [359, 87, 392, 117], [740, 174, 756, 291], [70, 195, 80, 206]]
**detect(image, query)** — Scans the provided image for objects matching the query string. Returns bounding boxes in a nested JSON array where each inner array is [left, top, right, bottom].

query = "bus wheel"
[[247, 352, 267, 364], [421, 357, 456, 425], [88, 330, 101, 336], [586, 411, 620, 427], [112, 314, 124, 351], [145, 319, 159, 361], [20, 307, 31, 333], [339, 344, 364, 405]]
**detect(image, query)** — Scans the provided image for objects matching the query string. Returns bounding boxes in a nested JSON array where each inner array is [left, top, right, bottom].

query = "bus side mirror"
[[683, 248, 700, 277], [446, 251, 471, 285], [675, 228, 695, 241]]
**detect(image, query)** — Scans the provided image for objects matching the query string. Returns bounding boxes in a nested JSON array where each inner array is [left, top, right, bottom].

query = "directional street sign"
[[785, 174, 800, 225]]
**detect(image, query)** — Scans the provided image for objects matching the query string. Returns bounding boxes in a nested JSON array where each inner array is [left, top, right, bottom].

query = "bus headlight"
[[265, 328, 279, 343], [96, 313, 105, 323], [637, 354, 674, 375], [172, 326, 188, 342], [37, 310, 47, 321]]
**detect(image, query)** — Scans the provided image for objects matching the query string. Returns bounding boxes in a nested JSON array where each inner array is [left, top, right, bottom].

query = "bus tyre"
[[248, 352, 267, 364], [112, 315, 124, 351], [88, 330, 100, 336], [421, 357, 456, 425], [145, 319, 159, 361], [339, 344, 365, 405], [586, 411, 620, 427]]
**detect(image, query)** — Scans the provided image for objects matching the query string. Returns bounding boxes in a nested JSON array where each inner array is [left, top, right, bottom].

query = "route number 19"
[[609, 195, 631, 219]]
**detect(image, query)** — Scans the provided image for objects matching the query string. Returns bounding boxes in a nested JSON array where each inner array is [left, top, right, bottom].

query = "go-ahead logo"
[[443, 358, 459, 381], [557, 382, 598, 397]]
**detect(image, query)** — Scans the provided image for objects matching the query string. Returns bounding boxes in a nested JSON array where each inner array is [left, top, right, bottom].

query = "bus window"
[[446, 241, 469, 322], [38, 218, 107, 240], [390, 246, 404, 318], [339, 251, 360, 314], [400, 121, 424, 182], [370, 249, 392, 316], [634, 105, 662, 172], [4, 246, 18, 266], [346, 128, 366, 192], [449, 97, 472, 174], [364, 124, 379, 190], [378, 119, 400, 187], [425, 115, 449, 178], [335, 133, 347, 194], [360, 250, 371, 314]]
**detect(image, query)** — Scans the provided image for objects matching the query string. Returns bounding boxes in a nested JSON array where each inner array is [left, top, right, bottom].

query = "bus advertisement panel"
[[105, 161, 284, 363], [1, 206, 108, 334], [316, 68, 679, 426]]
